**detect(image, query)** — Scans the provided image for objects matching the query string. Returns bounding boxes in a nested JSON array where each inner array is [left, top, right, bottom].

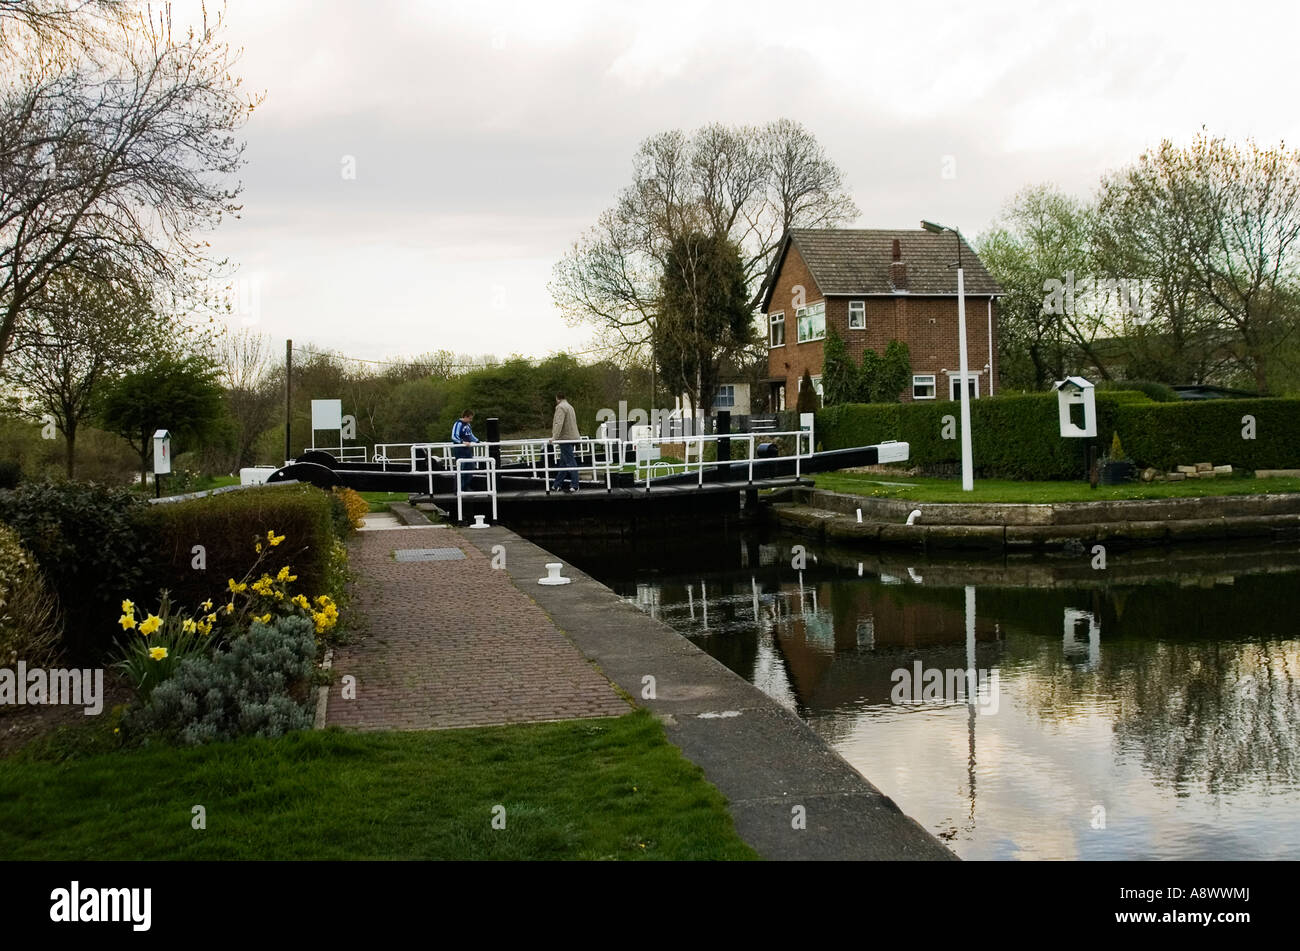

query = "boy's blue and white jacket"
[[452, 419, 478, 444]]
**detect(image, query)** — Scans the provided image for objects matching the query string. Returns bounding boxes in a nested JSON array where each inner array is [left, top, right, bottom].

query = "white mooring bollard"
[[470, 514, 490, 529], [538, 562, 572, 586]]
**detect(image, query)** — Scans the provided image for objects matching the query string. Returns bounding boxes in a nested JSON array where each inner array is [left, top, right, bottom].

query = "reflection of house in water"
[[772, 578, 1003, 713]]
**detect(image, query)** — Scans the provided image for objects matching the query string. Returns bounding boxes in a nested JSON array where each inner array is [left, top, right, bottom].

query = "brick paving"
[[325, 525, 628, 731]]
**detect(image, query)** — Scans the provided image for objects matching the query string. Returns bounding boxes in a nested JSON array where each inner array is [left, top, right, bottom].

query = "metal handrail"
[[455, 457, 498, 522]]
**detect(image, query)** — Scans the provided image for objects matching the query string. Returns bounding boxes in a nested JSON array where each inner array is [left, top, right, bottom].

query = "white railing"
[[637, 429, 812, 492], [371, 428, 813, 495], [455, 457, 498, 522]]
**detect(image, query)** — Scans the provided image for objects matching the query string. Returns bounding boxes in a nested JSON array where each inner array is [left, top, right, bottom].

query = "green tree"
[[653, 231, 753, 413], [877, 340, 912, 402], [98, 354, 225, 485], [820, 326, 857, 405]]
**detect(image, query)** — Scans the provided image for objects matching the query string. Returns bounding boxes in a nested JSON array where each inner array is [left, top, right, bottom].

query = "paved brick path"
[[325, 525, 628, 730]]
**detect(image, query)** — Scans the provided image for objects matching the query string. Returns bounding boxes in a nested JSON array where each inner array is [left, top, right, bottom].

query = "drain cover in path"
[[394, 547, 466, 562]]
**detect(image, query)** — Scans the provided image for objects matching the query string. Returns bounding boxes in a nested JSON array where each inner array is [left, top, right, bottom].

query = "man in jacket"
[[550, 393, 580, 492]]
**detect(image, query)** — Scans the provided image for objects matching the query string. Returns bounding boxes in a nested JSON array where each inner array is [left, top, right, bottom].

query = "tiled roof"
[[762, 228, 1002, 309]]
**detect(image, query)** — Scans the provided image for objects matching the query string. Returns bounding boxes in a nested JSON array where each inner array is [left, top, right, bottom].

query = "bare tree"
[[215, 327, 277, 468], [0, 2, 259, 369], [550, 119, 858, 363]]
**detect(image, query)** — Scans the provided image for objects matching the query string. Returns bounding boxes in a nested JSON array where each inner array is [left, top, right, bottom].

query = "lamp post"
[[921, 220, 974, 491]]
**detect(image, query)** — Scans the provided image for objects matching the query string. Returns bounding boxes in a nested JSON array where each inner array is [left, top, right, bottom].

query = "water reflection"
[[546, 530, 1300, 859]]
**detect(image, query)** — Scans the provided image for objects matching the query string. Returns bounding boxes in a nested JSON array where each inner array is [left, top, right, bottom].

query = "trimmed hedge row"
[[0, 481, 346, 663], [1116, 399, 1300, 472], [817, 393, 1300, 479], [139, 483, 341, 613]]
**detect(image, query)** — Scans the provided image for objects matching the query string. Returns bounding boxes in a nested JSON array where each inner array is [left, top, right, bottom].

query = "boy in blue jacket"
[[451, 410, 479, 491]]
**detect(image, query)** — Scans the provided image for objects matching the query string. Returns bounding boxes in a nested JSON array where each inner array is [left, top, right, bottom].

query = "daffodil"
[[181, 618, 198, 634], [120, 599, 135, 614], [199, 599, 213, 611], [204, 613, 217, 624], [225, 601, 235, 614], [148, 646, 168, 660], [139, 615, 162, 637], [118, 614, 137, 631]]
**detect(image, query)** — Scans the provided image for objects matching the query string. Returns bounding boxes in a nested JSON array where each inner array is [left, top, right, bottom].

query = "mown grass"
[[358, 490, 409, 512], [0, 711, 756, 861], [812, 472, 1300, 504]]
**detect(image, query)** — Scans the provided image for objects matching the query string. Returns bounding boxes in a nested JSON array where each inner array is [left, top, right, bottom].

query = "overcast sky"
[[196, 0, 1300, 363]]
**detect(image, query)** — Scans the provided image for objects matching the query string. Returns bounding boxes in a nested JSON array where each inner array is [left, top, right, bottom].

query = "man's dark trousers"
[[552, 443, 579, 491]]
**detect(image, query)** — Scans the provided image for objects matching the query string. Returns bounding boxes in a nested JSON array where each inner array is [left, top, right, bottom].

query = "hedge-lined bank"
[[816, 392, 1300, 480], [0, 481, 354, 664]]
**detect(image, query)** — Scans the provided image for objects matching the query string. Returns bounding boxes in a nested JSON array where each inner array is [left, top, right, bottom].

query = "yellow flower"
[[139, 615, 162, 637], [199, 599, 213, 611], [267, 530, 285, 547], [181, 618, 197, 634], [118, 614, 137, 631], [205, 613, 217, 624], [228, 579, 247, 594], [120, 599, 135, 614], [225, 601, 235, 614], [255, 542, 263, 553], [276, 565, 291, 582], [292, 594, 310, 610], [257, 613, 272, 623], [148, 646, 168, 660]]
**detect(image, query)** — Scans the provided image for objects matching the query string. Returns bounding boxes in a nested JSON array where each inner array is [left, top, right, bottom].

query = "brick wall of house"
[[766, 243, 822, 406], [764, 247, 999, 405]]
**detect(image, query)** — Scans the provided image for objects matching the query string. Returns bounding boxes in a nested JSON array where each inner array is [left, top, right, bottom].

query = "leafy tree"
[[653, 231, 753, 413], [820, 326, 857, 405], [877, 340, 912, 403], [98, 354, 225, 485], [1, 264, 168, 476]]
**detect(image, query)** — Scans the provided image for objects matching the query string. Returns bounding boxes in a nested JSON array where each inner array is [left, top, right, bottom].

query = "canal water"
[[542, 529, 1300, 860]]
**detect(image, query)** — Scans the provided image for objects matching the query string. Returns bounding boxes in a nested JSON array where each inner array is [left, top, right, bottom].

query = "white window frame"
[[713, 384, 735, 409], [912, 374, 936, 400], [948, 373, 980, 401], [769, 312, 785, 348], [796, 301, 826, 343], [848, 300, 866, 329]]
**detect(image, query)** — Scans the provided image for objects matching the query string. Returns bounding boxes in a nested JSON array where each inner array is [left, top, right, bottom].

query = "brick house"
[[760, 228, 1002, 409]]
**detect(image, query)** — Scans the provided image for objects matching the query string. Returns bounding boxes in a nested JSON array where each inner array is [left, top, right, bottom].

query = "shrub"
[[1115, 398, 1300, 471], [0, 461, 21, 490], [139, 483, 338, 612], [0, 483, 150, 662], [1101, 379, 1179, 402], [331, 486, 368, 535], [124, 614, 316, 745], [0, 523, 61, 666]]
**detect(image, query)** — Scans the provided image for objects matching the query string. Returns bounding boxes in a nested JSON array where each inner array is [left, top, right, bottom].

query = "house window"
[[949, 373, 980, 401], [796, 301, 826, 343], [714, 385, 735, 409], [849, 301, 865, 329], [769, 312, 784, 347], [912, 374, 936, 400]]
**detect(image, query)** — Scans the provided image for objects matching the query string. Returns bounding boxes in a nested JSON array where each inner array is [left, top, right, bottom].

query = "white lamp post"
[[922, 220, 974, 491]]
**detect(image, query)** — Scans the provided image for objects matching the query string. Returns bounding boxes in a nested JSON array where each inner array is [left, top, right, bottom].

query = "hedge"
[[816, 393, 1300, 479], [138, 483, 341, 616]]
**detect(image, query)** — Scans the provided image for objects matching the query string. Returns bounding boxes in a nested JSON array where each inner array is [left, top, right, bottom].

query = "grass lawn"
[[812, 471, 1300, 504], [358, 490, 410, 512], [0, 711, 756, 861]]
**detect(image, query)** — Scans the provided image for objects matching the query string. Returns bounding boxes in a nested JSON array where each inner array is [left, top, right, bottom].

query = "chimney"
[[889, 238, 908, 291]]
